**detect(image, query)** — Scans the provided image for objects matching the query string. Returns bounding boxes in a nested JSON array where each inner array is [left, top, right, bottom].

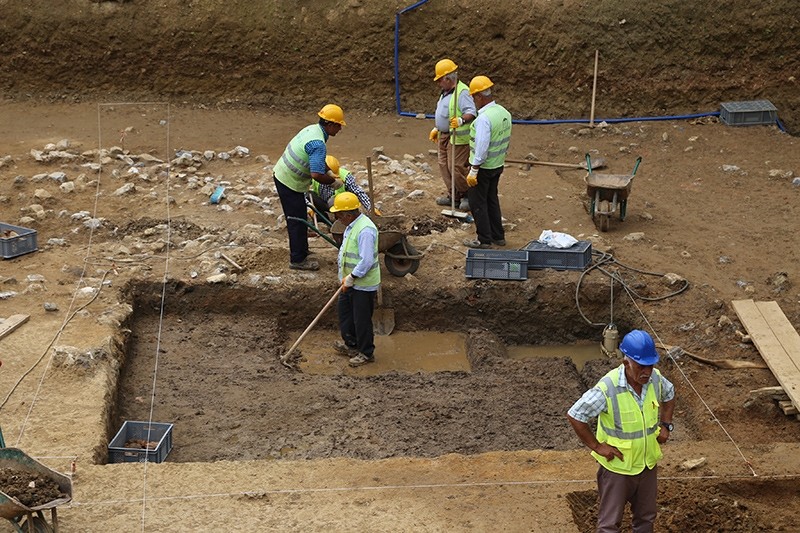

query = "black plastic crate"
[[108, 421, 174, 464], [465, 249, 528, 280], [523, 240, 592, 271], [720, 100, 777, 126], [1, 222, 38, 259]]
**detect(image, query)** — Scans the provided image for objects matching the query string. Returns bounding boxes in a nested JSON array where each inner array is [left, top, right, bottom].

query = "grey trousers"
[[596, 465, 658, 533]]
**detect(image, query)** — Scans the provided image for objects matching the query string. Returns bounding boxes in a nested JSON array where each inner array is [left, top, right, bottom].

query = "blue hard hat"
[[619, 329, 659, 365]]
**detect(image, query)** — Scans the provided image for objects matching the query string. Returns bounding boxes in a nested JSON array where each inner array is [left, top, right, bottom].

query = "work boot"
[[493, 239, 506, 246], [348, 353, 374, 367], [458, 198, 470, 211], [436, 196, 452, 206], [333, 341, 359, 357], [463, 239, 491, 249], [289, 258, 319, 271]]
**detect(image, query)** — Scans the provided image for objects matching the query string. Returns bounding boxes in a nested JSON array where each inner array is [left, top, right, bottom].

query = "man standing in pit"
[[463, 75, 512, 249], [429, 58, 476, 212], [567, 329, 676, 533], [329, 192, 380, 367], [273, 104, 346, 271]]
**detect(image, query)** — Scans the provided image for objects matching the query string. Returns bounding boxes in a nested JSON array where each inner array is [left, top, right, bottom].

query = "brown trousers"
[[596, 464, 658, 533], [437, 132, 470, 201]]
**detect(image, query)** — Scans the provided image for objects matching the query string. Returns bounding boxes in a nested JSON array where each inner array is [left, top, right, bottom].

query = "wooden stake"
[[0, 314, 30, 340], [589, 50, 599, 128]]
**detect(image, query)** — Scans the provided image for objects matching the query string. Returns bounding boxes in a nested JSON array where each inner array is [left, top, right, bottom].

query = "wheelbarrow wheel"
[[384, 242, 420, 277]]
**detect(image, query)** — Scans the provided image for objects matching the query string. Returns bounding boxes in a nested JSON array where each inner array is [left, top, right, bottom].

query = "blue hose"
[[394, 0, 784, 130]]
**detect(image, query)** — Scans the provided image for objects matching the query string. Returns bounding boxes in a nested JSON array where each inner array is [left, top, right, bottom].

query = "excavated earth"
[[0, 1, 799, 531]]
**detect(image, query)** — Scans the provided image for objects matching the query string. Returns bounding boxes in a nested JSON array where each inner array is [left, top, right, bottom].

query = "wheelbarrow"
[[287, 214, 423, 277], [584, 154, 642, 232], [0, 448, 73, 532]]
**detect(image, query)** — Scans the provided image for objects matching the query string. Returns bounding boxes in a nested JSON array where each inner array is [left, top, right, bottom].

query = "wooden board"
[[733, 300, 800, 414], [0, 314, 30, 340]]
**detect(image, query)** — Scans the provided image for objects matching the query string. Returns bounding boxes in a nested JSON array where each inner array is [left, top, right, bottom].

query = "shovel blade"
[[373, 308, 395, 336]]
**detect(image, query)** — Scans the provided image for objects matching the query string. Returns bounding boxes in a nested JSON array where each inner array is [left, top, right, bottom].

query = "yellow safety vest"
[[591, 366, 664, 475], [470, 103, 512, 170], [442, 80, 471, 145], [274, 124, 326, 192], [311, 168, 348, 197], [338, 214, 380, 287]]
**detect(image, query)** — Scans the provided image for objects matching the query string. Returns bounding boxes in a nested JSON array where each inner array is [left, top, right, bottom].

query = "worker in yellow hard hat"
[[273, 104, 346, 271], [309, 155, 375, 221], [329, 192, 380, 367], [463, 75, 512, 250], [430, 58, 476, 212]]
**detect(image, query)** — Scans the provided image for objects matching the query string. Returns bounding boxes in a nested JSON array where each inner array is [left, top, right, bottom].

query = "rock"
[[60, 181, 75, 193], [44, 302, 59, 311], [113, 183, 136, 196], [623, 232, 645, 241], [206, 273, 228, 283], [680, 457, 707, 471], [663, 272, 685, 286], [721, 164, 740, 173]]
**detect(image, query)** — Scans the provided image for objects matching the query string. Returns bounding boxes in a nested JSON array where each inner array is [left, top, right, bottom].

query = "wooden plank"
[[0, 314, 30, 340], [756, 301, 800, 372], [732, 300, 800, 414]]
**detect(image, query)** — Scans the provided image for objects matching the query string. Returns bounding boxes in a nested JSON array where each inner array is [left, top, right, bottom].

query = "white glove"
[[342, 273, 355, 291], [330, 178, 344, 190]]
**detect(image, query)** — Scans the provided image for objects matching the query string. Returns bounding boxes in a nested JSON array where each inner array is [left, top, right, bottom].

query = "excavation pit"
[[113, 280, 641, 464]]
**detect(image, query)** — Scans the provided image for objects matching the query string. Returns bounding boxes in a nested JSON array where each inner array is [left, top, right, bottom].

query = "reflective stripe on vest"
[[274, 124, 325, 192], [591, 367, 663, 475], [443, 80, 471, 145], [312, 168, 348, 197], [339, 214, 380, 287], [469, 104, 512, 169]]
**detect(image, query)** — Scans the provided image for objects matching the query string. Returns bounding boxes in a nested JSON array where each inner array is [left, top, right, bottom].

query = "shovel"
[[505, 157, 607, 170], [281, 286, 342, 368], [365, 156, 395, 336], [372, 285, 395, 336]]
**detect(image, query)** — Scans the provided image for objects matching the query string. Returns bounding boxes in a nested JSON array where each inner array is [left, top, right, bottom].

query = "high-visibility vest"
[[311, 168, 348, 197], [274, 124, 326, 192], [470, 103, 512, 170], [591, 366, 664, 475], [440, 81, 471, 146], [338, 214, 380, 287]]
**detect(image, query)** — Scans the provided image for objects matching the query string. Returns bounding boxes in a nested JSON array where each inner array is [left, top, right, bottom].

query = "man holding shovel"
[[330, 192, 380, 367], [463, 75, 512, 249], [429, 58, 475, 212]]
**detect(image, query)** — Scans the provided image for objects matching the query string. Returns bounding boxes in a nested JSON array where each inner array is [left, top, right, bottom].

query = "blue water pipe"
[[394, 0, 785, 132]]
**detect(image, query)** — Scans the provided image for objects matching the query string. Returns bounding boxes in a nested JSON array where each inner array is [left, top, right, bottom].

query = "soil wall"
[[1, 0, 798, 132]]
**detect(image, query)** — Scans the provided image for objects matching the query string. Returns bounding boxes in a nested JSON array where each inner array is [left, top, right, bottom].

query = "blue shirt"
[[567, 364, 675, 423], [305, 126, 329, 174], [435, 87, 477, 132], [469, 101, 498, 167]]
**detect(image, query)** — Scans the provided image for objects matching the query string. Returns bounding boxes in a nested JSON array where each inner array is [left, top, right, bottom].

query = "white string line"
[[618, 277, 758, 477], [66, 471, 800, 508]]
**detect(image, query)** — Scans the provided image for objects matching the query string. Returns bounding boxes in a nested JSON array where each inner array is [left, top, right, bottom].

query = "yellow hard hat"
[[318, 104, 346, 126], [325, 155, 340, 175], [434, 58, 458, 81], [329, 192, 360, 213], [469, 75, 494, 95]]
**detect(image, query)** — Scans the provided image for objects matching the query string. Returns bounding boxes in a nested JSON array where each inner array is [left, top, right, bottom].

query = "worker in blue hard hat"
[[567, 329, 676, 532]]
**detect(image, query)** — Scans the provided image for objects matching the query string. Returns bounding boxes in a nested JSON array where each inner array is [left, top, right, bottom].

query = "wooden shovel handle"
[[282, 286, 343, 362]]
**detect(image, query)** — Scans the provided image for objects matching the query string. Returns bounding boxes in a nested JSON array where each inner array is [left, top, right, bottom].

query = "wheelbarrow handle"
[[585, 153, 593, 175], [632, 156, 643, 176], [286, 216, 339, 248]]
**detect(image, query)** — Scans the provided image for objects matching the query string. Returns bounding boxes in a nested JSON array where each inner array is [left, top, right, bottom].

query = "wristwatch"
[[660, 421, 674, 432]]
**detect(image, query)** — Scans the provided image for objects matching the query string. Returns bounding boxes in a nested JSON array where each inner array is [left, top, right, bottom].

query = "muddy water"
[[507, 341, 609, 371], [290, 330, 470, 375]]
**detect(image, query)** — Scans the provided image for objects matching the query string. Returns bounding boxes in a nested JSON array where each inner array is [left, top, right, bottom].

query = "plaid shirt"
[[568, 365, 675, 423], [316, 171, 372, 212]]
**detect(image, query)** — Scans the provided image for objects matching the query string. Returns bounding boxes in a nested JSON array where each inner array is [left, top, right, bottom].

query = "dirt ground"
[[1, 1, 800, 532]]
